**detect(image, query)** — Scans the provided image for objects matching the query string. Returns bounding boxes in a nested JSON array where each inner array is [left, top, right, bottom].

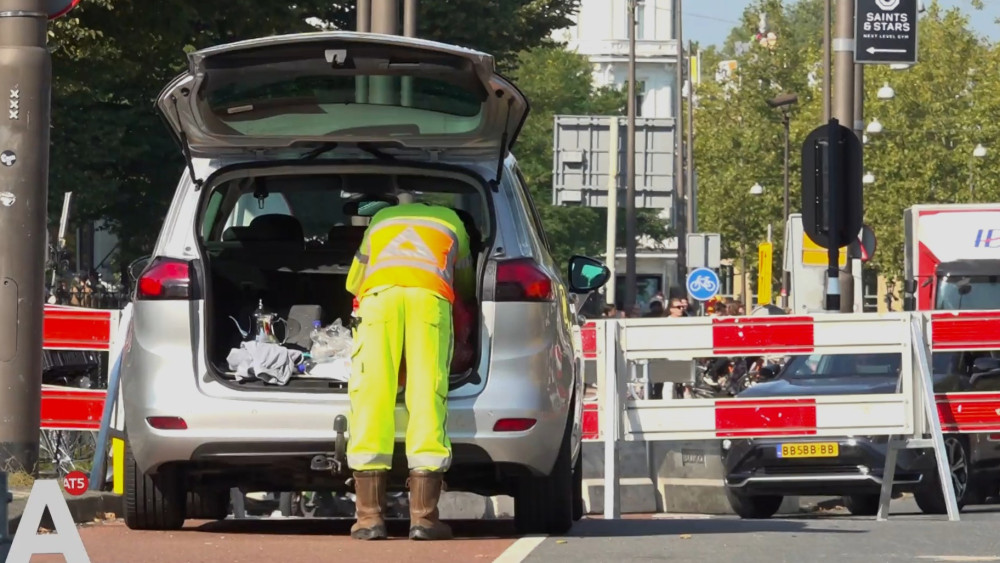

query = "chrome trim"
[[0, 10, 47, 18], [728, 473, 923, 488]]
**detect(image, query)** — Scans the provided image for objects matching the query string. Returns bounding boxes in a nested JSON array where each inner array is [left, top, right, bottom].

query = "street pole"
[[686, 40, 696, 235], [605, 119, 620, 307], [0, 0, 51, 474], [624, 0, 638, 312], [401, 0, 417, 106], [823, 0, 832, 122], [673, 0, 687, 286], [846, 61, 864, 312], [356, 0, 371, 104], [371, 0, 399, 105], [781, 111, 791, 309], [831, 0, 854, 313]]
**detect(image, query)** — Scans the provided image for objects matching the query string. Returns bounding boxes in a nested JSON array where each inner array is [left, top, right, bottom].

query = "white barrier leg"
[[911, 317, 960, 521], [602, 322, 620, 520], [876, 439, 898, 521]]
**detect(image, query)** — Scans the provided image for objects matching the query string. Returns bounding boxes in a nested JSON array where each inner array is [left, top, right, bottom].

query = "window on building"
[[635, 80, 646, 117], [636, 0, 646, 40]]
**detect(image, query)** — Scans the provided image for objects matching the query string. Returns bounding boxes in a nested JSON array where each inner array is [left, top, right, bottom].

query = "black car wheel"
[[572, 442, 584, 521], [914, 435, 974, 514], [514, 415, 575, 535], [724, 489, 783, 519], [843, 494, 880, 516]]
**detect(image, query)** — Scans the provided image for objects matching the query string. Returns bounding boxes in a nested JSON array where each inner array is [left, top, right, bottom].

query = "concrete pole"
[[624, 0, 638, 312], [823, 0, 832, 122], [403, 0, 416, 36], [605, 119, 620, 307], [686, 40, 696, 235], [0, 0, 50, 474], [370, 0, 399, 106], [831, 0, 855, 313], [356, 0, 371, 104], [401, 0, 416, 106], [673, 0, 687, 285]]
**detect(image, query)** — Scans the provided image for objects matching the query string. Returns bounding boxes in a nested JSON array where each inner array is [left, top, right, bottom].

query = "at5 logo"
[[2, 478, 91, 563]]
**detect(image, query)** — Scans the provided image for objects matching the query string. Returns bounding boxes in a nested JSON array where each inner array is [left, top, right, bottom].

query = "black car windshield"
[[783, 353, 901, 379], [936, 274, 1000, 310]]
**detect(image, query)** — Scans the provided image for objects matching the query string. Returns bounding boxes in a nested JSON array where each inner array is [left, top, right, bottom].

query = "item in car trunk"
[[226, 341, 304, 385]]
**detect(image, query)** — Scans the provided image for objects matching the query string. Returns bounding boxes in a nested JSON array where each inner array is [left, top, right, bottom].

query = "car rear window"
[[784, 353, 902, 378], [202, 173, 490, 245]]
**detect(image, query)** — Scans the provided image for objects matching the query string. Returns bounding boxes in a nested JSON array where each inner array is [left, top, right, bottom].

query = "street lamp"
[[750, 182, 764, 195], [863, 172, 875, 185], [877, 82, 895, 100], [866, 118, 883, 134], [767, 92, 797, 310]]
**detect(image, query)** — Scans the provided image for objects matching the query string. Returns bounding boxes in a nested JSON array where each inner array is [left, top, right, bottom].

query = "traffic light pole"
[[830, 0, 855, 313], [0, 0, 52, 474]]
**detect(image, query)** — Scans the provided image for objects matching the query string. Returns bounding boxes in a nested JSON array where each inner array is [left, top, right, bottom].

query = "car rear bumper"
[[723, 436, 932, 496]]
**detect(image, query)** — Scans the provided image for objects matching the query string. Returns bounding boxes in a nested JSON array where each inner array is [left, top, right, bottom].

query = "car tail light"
[[494, 259, 553, 302], [493, 418, 537, 432], [137, 258, 194, 300], [146, 416, 188, 430]]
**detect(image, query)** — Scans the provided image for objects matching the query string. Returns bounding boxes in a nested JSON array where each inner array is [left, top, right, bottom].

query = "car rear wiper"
[[300, 142, 396, 161], [301, 142, 339, 160]]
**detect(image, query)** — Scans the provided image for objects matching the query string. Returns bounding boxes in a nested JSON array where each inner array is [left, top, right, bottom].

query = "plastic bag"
[[310, 319, 354, 362]]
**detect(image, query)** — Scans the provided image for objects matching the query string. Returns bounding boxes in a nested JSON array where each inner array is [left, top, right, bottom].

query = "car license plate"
[[777, 442, 839, 458]]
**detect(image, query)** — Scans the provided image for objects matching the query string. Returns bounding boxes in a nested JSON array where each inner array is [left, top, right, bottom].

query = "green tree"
[[694, 0, 823, 297], [45, 0, 582, 267]]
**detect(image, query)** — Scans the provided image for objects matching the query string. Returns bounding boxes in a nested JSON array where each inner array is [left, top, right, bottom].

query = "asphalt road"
[[17, 498, 1000, 563]]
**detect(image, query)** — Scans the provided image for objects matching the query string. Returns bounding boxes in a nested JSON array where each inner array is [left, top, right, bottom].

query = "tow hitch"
[[310, 414, 349, 475]]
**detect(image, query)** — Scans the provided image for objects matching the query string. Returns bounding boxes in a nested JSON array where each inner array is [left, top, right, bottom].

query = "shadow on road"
[[188, 518, 518, 539], [567, 517, 865, 537]]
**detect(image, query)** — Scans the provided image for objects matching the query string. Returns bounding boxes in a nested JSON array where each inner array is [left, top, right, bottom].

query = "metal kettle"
[[229, 299, 281, 344]]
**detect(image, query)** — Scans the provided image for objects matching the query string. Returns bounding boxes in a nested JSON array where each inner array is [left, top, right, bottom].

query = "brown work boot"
[[350, 471, 388, 540], [407, 469, 453, 540]]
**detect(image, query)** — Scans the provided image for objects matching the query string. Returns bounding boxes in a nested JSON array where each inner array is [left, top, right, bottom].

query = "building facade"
[[553, 0, 680, 119]]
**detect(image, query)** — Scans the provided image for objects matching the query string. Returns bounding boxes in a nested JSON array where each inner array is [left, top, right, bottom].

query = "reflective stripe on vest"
[[360, 217, 459, 302]]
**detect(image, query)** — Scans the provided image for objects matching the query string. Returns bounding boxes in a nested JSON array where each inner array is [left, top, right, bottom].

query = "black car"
[[722, 350, 1000, 518]]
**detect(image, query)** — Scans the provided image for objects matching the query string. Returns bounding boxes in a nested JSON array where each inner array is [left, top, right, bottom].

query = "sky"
[[683, 0, 1000, 47]]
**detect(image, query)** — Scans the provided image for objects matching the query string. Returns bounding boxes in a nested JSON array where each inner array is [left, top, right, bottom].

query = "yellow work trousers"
[[346, 286, 454, 472]]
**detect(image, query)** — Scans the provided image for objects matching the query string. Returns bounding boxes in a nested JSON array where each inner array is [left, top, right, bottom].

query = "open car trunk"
[[198, 165, 489, 392]]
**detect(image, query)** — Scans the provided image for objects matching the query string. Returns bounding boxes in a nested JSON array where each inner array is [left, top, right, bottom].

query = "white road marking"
[[916, 557, 1000, 562], [493, 535, 547, 563]]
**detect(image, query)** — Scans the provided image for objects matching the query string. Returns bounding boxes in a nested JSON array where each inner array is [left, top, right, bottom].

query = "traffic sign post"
[[855, 0, 918, 65], [686, 267, 720, 303]]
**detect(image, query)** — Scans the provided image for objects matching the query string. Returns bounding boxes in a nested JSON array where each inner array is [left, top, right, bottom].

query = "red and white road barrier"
[[928, 311, 1000, 434], [595, 311, 971, 522], [40, 304, 121, 432]]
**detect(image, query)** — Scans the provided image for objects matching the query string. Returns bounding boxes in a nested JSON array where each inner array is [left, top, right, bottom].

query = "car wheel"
[[724, 489, 782, 519], [123, 439, 187, 530], [514, 417, 575, 535], [572, 442, 584, 521], [914, 435, 973, 514], [186, 490, 230, 520], [843, 494, 880, 516]]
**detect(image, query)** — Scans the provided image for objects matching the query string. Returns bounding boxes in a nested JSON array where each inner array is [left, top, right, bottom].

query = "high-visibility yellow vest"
[[354, 204, 470, 303]]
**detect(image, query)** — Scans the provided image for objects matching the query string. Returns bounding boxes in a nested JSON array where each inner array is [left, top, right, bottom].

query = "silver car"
[[120, 31, 610, 535]]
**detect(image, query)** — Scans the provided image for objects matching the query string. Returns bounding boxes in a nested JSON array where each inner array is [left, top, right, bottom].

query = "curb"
[[7, 490, 123, 535]]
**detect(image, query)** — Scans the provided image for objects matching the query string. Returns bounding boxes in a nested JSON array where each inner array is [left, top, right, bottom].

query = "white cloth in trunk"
[[226, 341, 304, 386]]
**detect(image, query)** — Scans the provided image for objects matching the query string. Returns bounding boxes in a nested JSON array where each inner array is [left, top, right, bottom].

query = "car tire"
[[123, 439, 187, 530], [724, 489, 783, 519], [843, 494, 880, 516], [915, 435, 977, 514], [514, 416, 575, 535], [572, 442, 584, 522], [186, 490, 230, 520]]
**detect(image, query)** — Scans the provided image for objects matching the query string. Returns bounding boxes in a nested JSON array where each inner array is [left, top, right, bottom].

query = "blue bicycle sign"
[[686, 267, 720, 302]]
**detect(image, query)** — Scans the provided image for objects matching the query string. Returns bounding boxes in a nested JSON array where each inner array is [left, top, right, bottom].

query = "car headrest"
[[222, 227, 250, 242], [245, 214, 304, 245], [327, 225, 367, 249]]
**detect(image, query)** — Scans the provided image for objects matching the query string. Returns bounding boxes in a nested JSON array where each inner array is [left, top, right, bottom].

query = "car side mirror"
[[972, 357, 1000, 374], [759, 364, 781, 380], [567, 256, 610, 295]]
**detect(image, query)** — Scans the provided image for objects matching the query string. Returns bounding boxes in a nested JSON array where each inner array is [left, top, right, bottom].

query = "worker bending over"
[[345, 201, 474, 541]]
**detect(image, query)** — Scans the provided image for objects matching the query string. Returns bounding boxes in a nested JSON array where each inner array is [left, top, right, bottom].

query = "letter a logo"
[[4, 480, 91, 562]]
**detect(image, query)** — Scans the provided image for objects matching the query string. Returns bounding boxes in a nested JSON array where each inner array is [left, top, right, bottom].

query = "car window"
[[206, 174, 489, 244], [783, 353, 901, 378], [513, 166, 552, 255]]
